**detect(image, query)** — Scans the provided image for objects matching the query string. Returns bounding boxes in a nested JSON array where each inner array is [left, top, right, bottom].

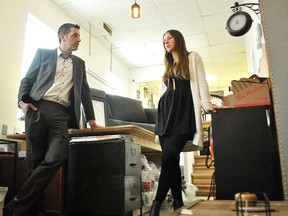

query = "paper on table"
[[180, 209, 193, 215]]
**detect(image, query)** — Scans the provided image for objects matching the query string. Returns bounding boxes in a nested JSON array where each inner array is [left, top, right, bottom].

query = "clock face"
[[229, 14, 247, 31], [226, 11, 253, 37]]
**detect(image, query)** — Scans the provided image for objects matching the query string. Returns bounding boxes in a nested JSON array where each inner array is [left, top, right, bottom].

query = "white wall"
[[243, 0, 268, 77], [0, 0, 131, 137]]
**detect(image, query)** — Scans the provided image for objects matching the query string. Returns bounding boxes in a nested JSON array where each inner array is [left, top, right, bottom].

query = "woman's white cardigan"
[[157, 51, 212, 151], [184, 51, 212, 151]]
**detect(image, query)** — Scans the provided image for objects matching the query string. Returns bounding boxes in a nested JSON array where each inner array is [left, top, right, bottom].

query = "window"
[[21, 13, 58, 77]]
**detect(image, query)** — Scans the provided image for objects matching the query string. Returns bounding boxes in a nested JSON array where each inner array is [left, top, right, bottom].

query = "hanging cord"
[[205, 126, 216, 200], [207, 171, 216, 200], [205, 126, 214, 168], [205, 151, 214, 168]]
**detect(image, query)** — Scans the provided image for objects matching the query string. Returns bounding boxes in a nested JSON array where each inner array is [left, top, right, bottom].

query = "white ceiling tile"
[[146, 41, 164, 56], [185, 34, 209, 49], [197, 0, 239, 16], [158, 0, 201, 23], [167, 17, 206, 36], [207, 30, 243, 46], [194, 46, 212, 59], [202, 12, 232, 33], [51, 0, 72, 5], [210, 41, 243, 57], [125, 6, 166, 30], [135, 25, 168, 43], [111, 31, 141, 48]]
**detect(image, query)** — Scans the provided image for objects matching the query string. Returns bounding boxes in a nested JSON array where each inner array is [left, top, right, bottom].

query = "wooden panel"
[[0, 157, 63, 215], [0, 156, 26, 203], [44, 167, 63, 215]]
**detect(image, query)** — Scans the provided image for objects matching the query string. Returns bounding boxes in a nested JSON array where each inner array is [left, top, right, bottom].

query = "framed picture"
[[92, 99, 107, 127], [91, 88, 108, 127], [82, 88, 109, 128]]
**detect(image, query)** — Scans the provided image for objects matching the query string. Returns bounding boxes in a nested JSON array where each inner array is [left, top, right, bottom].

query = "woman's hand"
[[206, 105, 231, 113], [206, 105, 217, 113]]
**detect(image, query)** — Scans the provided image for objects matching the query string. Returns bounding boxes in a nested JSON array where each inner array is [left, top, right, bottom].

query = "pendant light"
[[131, 0, 140, 19]]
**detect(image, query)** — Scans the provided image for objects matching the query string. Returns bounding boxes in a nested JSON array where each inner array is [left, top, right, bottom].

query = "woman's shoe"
[[149, 200, 161, 216], [173, 198, 184, 211]]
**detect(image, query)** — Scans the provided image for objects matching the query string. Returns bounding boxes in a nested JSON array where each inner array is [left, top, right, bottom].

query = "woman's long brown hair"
[[162, 30, 190, 82]]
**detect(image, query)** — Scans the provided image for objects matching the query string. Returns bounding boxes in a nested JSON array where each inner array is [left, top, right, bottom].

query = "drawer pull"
[[130, 163, 138, 166], [130, 197, 138, 201]]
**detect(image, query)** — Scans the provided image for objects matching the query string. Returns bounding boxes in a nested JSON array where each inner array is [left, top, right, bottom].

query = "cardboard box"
[[223, 75, 271, 108]]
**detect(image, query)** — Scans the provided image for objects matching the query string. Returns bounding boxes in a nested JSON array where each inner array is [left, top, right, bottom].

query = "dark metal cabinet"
[[65, 137, 141, 215], [212, 106, 283, 200]]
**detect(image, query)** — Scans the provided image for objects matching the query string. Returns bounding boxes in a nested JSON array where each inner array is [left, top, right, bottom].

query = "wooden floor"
[[138, 196, 208, 216], [169, 200, 288, 216]]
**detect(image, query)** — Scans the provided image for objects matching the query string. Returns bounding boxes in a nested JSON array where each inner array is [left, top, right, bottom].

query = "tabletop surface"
[[6, 125, 161, 153]]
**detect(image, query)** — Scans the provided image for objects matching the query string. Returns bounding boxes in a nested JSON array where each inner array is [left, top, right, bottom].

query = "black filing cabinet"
[[65, 136, 141, 215]]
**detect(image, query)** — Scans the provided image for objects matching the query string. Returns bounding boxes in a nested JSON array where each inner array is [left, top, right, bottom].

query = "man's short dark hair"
[[57, 23, 80, 44]]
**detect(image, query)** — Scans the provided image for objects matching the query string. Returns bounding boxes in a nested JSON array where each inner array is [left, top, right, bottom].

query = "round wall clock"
[[226, 11, 253, 37]]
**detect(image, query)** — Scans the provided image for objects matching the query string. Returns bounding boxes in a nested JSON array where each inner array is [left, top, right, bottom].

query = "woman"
[[150, 30, 215, 216]]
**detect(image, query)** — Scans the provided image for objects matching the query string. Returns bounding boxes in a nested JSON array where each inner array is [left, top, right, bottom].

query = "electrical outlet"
[[2, 124, 8, 135]]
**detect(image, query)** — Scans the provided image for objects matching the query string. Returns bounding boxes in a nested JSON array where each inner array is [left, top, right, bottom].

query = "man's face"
[[61, 27, 81, 52]]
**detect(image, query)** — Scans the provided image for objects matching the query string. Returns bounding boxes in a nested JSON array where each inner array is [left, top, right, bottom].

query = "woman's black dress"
[[155, 73, 196, 136]]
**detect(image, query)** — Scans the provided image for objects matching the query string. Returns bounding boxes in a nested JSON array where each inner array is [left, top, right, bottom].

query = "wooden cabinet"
[[44, 167, 64, 215], [0, 156, 26, 204], [0, 156, 64, 215]]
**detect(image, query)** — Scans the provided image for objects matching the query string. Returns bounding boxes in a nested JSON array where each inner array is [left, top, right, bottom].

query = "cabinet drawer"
[[68, 138, 141, 176], [66, 175, 141, 214]]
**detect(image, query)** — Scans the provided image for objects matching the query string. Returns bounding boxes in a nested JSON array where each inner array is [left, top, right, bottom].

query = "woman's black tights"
[[155, 134, 193, 203]]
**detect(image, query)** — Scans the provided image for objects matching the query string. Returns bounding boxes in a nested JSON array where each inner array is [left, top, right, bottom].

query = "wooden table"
[[170, 200, 288, 216], [6, 124, 162, 154]]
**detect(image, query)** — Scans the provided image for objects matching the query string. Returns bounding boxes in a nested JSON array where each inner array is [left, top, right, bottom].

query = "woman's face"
[[163, 32, 175, 53]]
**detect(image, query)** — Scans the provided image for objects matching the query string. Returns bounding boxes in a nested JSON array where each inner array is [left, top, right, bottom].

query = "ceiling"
[[51, 0, 257, 93]]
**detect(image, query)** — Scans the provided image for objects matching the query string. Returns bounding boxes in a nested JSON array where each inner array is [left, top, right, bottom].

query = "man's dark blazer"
[[18, 48, 95, 128]]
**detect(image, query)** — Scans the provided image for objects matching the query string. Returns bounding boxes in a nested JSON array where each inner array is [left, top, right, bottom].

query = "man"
[[3, 23, 98, 216]]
